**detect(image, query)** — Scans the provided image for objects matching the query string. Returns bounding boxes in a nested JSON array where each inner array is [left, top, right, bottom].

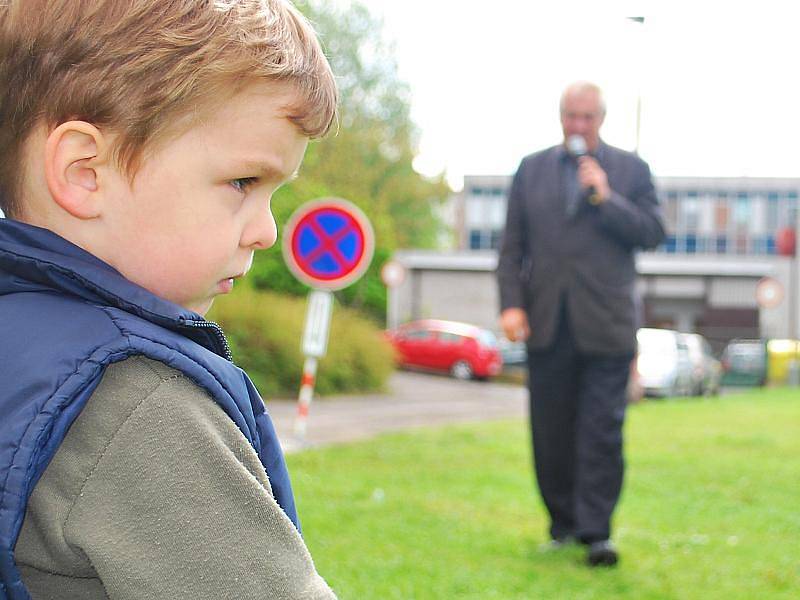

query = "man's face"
[[101, 83, 308, 315], [560, 90, 605, 152]]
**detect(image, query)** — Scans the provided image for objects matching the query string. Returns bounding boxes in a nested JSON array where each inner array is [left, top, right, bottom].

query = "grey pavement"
[[267, 371, 528, 453]]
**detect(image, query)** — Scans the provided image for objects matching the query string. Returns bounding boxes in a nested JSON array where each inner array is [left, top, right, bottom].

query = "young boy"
[[0, 1, 338, 598]]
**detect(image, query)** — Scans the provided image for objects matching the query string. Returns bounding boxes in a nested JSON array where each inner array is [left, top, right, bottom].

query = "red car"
[[385, 320, 503, 380]]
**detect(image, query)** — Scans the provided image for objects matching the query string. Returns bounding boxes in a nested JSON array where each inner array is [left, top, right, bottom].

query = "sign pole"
[[282, 198, 374, 443], [294, 356, 318, 438], [293, 289, 334, 440]]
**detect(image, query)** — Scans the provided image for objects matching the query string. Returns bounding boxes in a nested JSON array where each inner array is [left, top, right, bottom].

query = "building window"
[[681, 198, 700, 231], [489, 197, 506, 228], [716, 236, 728, 253], [734, 195, 750, 225], [665, 197, 678, 229], [767, 235, 776, 254], [469, 230, 483, 250], [663, 235, 677, 253], [767, 195, 780, 230], [465, 197, 483, 227], [735, 234, 748, 255], [789, 204, 798, 227], [715, 200, 729, 229], [750, 195, 766, 234]]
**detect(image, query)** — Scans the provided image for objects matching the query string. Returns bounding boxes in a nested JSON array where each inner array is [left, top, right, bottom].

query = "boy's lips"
[[218, 274, 244, 294], [218, 268, 248, 294], [218, 278, 235, 294]]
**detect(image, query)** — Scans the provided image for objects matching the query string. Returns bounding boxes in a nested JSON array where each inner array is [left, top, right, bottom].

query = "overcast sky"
[[334, 0, 799, 190]]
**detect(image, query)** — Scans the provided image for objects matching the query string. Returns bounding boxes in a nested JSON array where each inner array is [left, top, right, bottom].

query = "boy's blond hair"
[[0, 0, 338, 218]]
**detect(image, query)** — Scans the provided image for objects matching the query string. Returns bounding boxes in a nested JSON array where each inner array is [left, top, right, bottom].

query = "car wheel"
[[667, 379, 679, 399], [451, 360, 473, 380]]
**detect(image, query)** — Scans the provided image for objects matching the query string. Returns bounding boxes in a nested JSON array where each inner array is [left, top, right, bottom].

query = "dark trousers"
[[527, 306, 632, 543]]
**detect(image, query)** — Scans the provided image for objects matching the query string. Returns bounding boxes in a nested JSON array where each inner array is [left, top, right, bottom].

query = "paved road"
[[267, 371, 527, 453]]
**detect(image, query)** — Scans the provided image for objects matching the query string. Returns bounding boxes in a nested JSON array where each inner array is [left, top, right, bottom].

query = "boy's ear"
[[44, 121, 108, 219]]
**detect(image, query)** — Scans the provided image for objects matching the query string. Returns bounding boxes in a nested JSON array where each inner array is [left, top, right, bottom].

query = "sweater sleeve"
[[496, 159, 529, 312], [593, 158, 666, 250], [64, 362, 336, 600]]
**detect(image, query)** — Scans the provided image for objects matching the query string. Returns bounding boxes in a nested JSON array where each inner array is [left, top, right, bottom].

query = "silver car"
[[683, 333, 722, 396], [636, 328, 694, 398]]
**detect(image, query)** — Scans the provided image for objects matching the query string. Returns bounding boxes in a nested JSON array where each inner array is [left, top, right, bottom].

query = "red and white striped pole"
[[294, 356, 318, 438], [293, 290, 332, 441]]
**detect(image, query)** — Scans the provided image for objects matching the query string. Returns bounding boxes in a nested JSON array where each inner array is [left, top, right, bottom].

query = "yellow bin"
[[766, 339, 800, 385]]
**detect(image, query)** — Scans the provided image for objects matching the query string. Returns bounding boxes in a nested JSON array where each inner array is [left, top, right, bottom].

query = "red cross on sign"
[[282, 198, 375, 290]]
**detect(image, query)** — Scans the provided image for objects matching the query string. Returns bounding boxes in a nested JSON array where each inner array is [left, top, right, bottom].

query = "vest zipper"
[[180, 318, 234, 362]]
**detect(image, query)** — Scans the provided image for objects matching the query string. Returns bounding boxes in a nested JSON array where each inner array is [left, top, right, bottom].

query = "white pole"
[[627, 17, 645, 155]]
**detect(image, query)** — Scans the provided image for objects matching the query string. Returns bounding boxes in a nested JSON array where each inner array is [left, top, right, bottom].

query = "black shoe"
[[586, 540, 618, 567]]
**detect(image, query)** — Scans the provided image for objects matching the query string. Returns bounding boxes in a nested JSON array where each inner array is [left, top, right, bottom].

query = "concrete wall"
[[393, 269, 499, 331], [389, 250, 799, 345]]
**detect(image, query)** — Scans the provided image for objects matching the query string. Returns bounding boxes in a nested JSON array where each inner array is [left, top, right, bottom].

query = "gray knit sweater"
[[14, 356, 336, 599]]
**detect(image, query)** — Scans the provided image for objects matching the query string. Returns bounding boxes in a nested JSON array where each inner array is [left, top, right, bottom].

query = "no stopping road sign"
[[282, 198, 375, 290]]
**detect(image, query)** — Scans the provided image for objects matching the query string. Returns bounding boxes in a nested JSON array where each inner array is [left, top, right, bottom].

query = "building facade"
[[390, 175, 800, 348], [455, 175, 800, 256]]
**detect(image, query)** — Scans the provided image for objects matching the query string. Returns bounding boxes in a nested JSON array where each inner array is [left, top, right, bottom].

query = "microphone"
[[566, 134, 588, 158], [565, 135, 603, 205]]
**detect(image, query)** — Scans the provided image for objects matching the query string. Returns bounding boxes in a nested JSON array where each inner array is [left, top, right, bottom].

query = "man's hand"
[[500, 307, 530, 342], [577, 156, 611, 202]]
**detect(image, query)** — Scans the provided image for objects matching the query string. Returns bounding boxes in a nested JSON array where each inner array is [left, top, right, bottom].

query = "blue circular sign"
[[283, 198, 374, 290]]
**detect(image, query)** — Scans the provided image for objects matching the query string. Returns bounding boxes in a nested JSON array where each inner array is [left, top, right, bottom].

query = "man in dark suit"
[[496, 81, 665, 567]]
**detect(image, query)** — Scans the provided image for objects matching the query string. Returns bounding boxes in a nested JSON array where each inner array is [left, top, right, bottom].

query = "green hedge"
[[208, 287, 395, 398]]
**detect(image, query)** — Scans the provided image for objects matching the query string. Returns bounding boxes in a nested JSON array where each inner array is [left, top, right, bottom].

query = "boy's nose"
[[241, 207, 278, 250]]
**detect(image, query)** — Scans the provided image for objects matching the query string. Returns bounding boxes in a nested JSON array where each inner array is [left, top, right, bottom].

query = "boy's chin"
[[184, 297, 214, 317], [197, 300, 214, 316]]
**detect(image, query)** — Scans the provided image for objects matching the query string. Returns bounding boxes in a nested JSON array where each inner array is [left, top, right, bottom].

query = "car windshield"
[[728, 345, 762, 357], [637, 330, 677, 355], [477, 330, 498, 348], [402, 328, 431, 340], [683, 336, 699, 351]]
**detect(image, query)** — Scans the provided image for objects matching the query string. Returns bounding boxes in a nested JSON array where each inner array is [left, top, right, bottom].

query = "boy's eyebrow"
[[239, 159, 300, 183]]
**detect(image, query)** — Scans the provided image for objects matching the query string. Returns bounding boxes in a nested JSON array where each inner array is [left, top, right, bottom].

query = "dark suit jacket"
[[497, 141, 666, 355]]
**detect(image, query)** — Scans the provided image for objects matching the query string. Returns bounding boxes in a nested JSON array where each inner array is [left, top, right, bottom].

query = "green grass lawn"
[[288, 388, 800, 599]]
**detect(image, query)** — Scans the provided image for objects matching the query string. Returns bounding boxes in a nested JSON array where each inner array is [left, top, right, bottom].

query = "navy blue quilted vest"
[[0, 219, 299, 600]]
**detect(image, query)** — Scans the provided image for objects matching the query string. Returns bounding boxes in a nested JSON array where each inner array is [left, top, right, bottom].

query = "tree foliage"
[[248, 0, 450, 321]]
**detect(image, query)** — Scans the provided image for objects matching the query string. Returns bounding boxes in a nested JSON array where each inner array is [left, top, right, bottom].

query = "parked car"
[[683, 333, 722, 396], [385, 320, 503, 380], [720, 338, 768, 387], [498, 337, 527, 366], [635, 328, 694, 398]]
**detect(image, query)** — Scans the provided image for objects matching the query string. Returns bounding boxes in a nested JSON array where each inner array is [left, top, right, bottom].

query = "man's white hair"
[[559, 81, 607, 116]]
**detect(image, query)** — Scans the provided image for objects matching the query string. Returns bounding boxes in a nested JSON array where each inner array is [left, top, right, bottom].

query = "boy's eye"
[[230, 177, 258, 193]]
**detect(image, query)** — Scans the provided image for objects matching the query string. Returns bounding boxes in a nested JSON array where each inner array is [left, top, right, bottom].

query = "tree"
[[248, 0, 450, 321]]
